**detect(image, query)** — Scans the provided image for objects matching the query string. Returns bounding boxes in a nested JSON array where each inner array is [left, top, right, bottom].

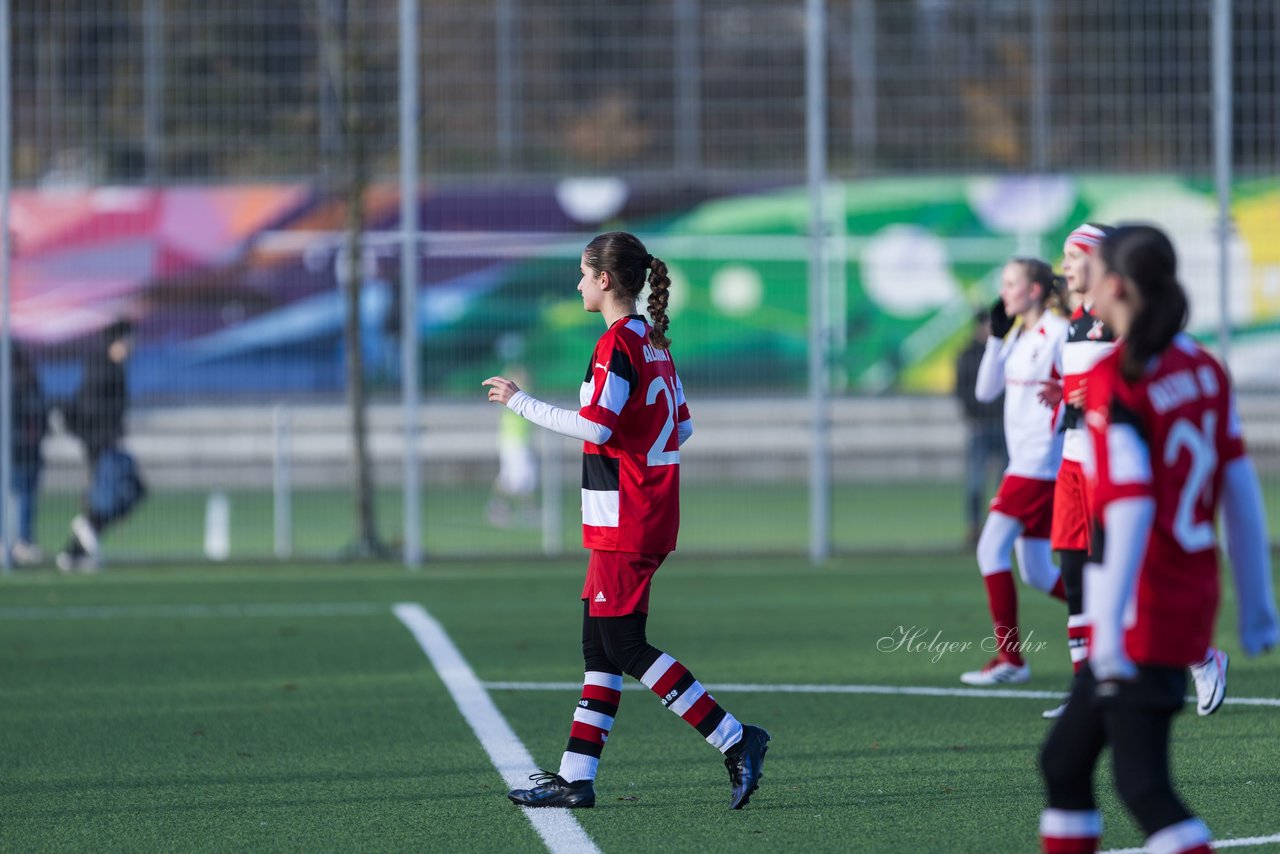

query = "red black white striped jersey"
[[578, 315, 690, 553], [1086, 335, 1247, 666], [1060, 304, 1117, 465]]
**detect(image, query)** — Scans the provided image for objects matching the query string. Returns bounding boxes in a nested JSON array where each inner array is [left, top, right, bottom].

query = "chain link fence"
[[3, 0, 1278, 565]]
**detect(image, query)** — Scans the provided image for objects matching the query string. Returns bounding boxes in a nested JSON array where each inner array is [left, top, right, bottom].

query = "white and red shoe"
[[960, 657, 1030, 686]]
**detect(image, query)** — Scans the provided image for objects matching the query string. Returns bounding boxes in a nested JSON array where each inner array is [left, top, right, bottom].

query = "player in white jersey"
[[961, 257, 1069, 686]]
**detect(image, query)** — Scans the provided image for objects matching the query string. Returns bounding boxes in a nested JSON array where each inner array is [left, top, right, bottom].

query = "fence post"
[[850, 0, 876, 168], [400, 0, 423, 568], [674, 0, 702, 178], [0, 0, 13, 572], [807, 0, 831, 564], [1213, 0, 1233, 364], [273, 404, 293, 559]]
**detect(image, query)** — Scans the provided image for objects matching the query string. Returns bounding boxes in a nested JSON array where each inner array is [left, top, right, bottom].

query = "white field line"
[[6, 601, 1276, 714], [392, 603, 600, 854], [482, 680, 1280, 708], [1102, 832, 1280, 853], [0, 602, 391, 620]]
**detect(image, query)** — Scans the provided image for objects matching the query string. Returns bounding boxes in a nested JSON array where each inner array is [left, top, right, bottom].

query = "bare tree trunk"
[[321, 0, 384, 557]]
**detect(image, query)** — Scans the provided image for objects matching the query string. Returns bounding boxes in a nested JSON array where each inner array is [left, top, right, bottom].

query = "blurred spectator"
[[955, 309, 1007, 545], [7, 342, 48, 565], [487, 357, 539, 529], [55, 319, 146, 572]]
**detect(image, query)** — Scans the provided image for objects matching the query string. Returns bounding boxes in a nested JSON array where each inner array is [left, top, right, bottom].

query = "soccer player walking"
[[483, 231, 769, 810], [961, 258, 1069, 685], [1038, 224, 1278, 854]]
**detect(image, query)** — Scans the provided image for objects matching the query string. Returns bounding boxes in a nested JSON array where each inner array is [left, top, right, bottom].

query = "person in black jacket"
[[8, 343, 47, 565], [955, 309, 1007, 546], [56, 319, 146, 572]]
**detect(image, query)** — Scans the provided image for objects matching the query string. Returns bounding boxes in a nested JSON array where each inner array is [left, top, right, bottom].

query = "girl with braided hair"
[[483, 231, 770, 810]]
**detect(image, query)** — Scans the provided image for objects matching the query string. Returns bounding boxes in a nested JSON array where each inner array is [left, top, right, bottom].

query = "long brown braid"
[[583, 231, 673, 349], [645, 256, 672, 349]]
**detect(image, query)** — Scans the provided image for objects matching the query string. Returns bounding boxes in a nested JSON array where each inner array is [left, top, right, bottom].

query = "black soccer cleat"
[[724, 724, 771, 809], [507, 771, 596, 809]]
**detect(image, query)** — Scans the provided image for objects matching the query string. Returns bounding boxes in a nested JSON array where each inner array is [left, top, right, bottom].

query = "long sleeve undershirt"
[[506, 389, 694, 448], [1222, 455, 1280, 655], [974, 336, 1007, 404], [506, 390, 612, 445]]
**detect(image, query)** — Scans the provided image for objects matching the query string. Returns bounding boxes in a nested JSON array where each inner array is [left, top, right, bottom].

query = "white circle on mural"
[[1090, 186, 1251, 332], [861, 225, 960, 317], [555, 177, 630, 224], [710, 265, 764, 316], [640, 263, 688, 318], [966, 175, 1078, 235]]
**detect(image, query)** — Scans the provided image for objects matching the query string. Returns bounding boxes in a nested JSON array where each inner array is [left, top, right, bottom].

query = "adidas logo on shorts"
[[594, 591, 607, 603]]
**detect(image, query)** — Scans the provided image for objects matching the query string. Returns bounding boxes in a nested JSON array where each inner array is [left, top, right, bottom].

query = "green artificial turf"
[[3, 556, 1278, 852]]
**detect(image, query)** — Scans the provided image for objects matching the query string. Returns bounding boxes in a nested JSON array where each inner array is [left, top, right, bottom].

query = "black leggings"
[[1040, 665, 1193, 836], [580, 602, 664, 681], [1059, 548, 1087, 617]]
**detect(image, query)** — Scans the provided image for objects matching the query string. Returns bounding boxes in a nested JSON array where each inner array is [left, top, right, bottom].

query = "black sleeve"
[[954, 345, 982, 418]]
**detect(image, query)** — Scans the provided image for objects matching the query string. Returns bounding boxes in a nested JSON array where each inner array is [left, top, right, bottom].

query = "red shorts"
[[583, 551, 667, 617], [989, 474, 1055, 539], [1051, 459, 1094, 551]]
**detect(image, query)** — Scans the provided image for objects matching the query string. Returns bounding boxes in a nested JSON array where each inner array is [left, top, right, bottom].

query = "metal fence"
[[2, 0, 1278, 567], [8, 1, 1279, 184]]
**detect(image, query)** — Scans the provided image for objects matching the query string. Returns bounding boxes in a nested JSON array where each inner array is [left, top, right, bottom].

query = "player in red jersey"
[[484, 232, 769, 811], [1038, 225, 1278, 854], [961, 258, 1069, 686], [1037, 223, 1117, 718], [1040, 224, 1230, 720], [1045, 224, 1116, 708]]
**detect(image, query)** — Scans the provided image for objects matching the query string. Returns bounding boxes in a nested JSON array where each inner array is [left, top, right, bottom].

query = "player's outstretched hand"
[[1241, 613, 1279, 657], [989, 297, 1013, 339], [1037, 380, 1063, 408], [483, 376, 521, 405]]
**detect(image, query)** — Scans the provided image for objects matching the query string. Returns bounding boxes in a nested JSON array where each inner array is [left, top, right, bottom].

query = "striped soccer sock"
[[1067, 614, 1090, 673], [1040, 808, 1101, 853], [557, 670, 622, 783], [639, 652, 743, 753]]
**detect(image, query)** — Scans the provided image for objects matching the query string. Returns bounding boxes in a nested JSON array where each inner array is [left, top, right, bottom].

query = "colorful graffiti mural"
[[8, 176, 1280, 397]]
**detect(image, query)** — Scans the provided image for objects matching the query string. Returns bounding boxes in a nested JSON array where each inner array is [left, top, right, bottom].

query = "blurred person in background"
[[55, 319, 146, 573], [487, 362, 539, 529], [1038, 224, 1278, 854], [7, 342, 48, 565], [954, 308, 1006, 547], [961, 258, 1069, 686], [483, 231, 770, 811]]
